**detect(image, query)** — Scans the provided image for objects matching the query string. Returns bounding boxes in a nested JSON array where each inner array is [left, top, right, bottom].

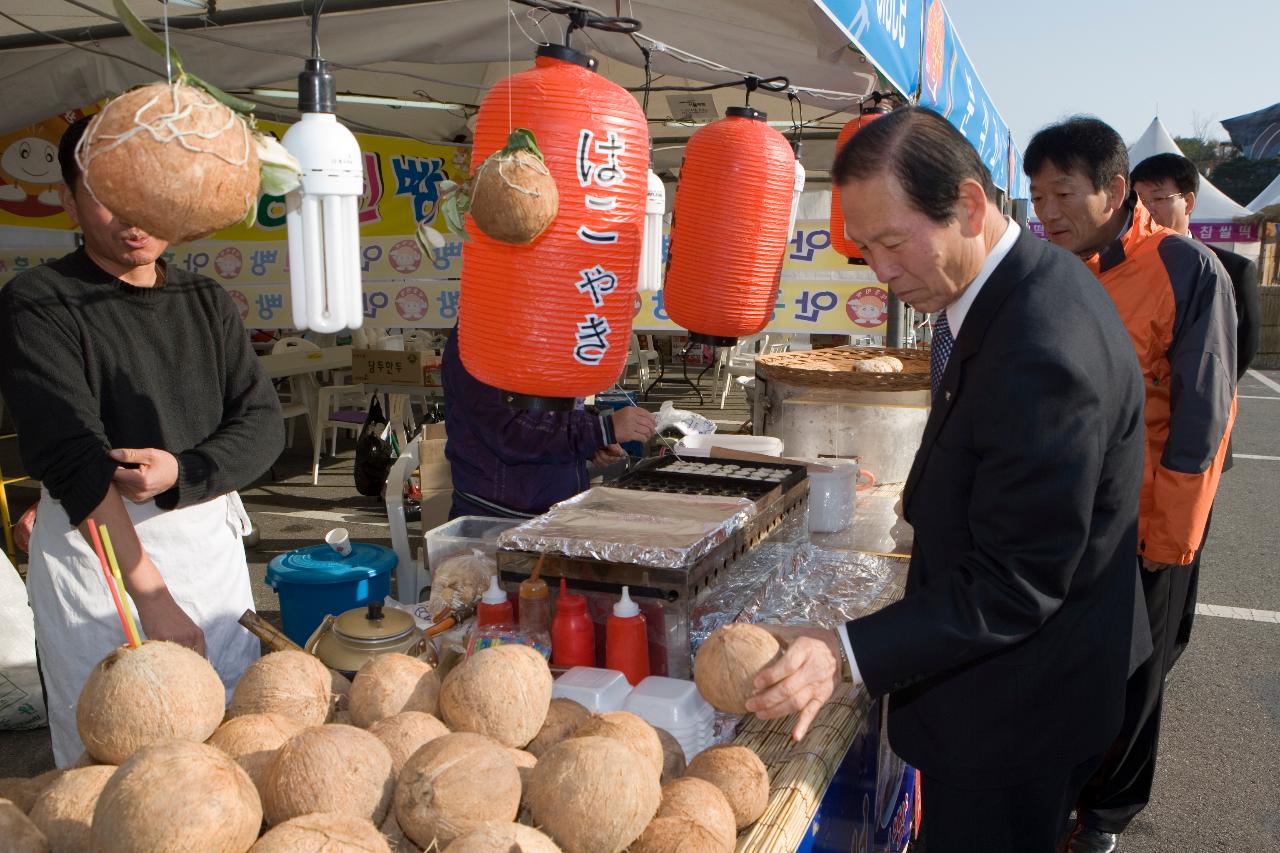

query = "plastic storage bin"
[[422, 516, 524, 599], [551, 667, 634, 712], [266, 542, 397, 647]]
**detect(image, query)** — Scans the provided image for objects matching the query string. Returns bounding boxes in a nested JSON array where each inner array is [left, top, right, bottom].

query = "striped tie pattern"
[[930, 310, 954, 400]]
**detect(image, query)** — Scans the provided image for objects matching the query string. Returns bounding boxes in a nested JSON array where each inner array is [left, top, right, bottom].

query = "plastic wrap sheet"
[[497, 487, 757, 568], [689, 542, 797, 657], [738, 544, 903, 628]]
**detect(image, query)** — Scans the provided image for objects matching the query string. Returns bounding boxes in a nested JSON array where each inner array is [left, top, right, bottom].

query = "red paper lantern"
[[830, 105, 889, 262], [460, 45, 649, 408], [663, 107, 795, 344]]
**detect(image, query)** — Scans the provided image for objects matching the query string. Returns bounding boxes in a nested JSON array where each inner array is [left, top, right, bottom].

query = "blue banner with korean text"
[[811, 0, 925, 99]]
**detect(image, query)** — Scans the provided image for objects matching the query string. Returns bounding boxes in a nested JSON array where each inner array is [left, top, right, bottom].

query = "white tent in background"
[[1249, 172, 1280, 211], [1127, 116, 1258, 259]]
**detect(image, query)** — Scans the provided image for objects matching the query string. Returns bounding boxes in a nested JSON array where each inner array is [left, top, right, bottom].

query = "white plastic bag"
[[0, 552, 47, 730]]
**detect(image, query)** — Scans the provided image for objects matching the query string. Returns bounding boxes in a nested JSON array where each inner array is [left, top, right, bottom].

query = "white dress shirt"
[[833, 217, 1019, 686]]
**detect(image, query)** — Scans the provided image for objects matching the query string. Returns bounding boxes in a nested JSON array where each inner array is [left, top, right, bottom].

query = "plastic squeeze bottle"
[[475, 575, 514, 627], [551, 578, 595, 668], [605, 586, 650, 686], [519, 573, 551, 636]]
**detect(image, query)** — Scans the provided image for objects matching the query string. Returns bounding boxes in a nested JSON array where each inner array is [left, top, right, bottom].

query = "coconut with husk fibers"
[[0, 798, 49, 852], [28, 765, 115, 853], [444, 823, 562, 853], [527, 735, 660, 853], [629, 816, 729, 853], [466, 129, 558, 245], [264, 725, 395, 827], [571, 711, 664, 782], [250, 812, 391, 852], [438, 644, 551, 749], [379, 812, 423, 853], [525, 697, 590, 758], [77, 82, 260, 245], [349, 654, 441, 728], [91, 740, 261, 853], [655, 777, 737, 850], [368, 711, 450, 777], [683, 745, 769, 830], [207, 713, 305, 800], [77, 640, 225, 765], [653, 727, 687, 784], [0, 769, 63, 814], [229, 650, 337, 727], [393, 732, 520, 850], [693, 624, 781, 714]]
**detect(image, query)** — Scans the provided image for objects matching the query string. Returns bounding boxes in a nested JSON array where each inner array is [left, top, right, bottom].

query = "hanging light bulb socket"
[[296, 57, 337, 115]]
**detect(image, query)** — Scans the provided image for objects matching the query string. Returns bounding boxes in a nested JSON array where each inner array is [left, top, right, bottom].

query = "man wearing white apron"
[[0, 118, 284, 766]]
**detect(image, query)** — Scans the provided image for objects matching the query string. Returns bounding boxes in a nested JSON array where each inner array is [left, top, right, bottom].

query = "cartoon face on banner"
[[227, 289, 251, 321], [395, 285, 430, 321], [0, 112, 87, 218], [847, 286, 888, 328], [214, 247, 244, 280], [388, 239, 423, 274]]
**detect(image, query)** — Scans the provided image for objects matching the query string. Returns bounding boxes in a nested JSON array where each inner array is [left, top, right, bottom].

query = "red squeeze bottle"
[[605, 586, 650, 686], [552, 578, 596, 668], [476, 575, 514, 627]]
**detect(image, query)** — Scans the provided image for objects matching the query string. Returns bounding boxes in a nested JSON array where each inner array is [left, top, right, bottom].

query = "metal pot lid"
[[333, 603, 415, 643]]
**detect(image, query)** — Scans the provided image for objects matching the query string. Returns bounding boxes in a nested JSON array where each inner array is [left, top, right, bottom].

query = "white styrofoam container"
[[623, 676, 716, 759], [552, 667, 633, 713]]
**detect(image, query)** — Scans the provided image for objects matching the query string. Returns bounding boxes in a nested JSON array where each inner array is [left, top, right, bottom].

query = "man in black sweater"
[[0, 118, 284, 765]]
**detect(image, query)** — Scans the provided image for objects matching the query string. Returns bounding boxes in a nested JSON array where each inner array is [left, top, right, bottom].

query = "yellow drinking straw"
[[98, 524, 142, 647]]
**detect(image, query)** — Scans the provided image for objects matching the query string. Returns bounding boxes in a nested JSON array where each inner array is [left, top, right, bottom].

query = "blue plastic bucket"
[[266, 542, 397, 647], [596, 390, 646, 458]]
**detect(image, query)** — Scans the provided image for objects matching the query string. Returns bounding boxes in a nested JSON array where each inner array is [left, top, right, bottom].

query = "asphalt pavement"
[[1, 374, 1276, 851]]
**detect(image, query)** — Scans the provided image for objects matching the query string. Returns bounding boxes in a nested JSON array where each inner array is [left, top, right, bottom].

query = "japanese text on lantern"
[[571, 129, 626, 365]]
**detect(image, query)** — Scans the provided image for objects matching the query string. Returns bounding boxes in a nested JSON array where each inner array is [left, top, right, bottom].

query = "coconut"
[[393, 732, 520, 850], [77, 640, 226, 765], [78, 82, 260, 244], [91, 740, 261, 853], [368, 712, 450, 777], [349, 654, 441, 728], [443, 823, 562, 853], [379, 812, 423, 853], [0, 770, 62, 814], [683, 746, 769, 830], [330, 670, 354, 717], [468, 134, 558, 246], [69, 752, 102, 769], [0, 798, 48, 852], [207, 713, 305, 800], [524, 698, 591, 758], [629, 817, 728, 853], [656, 778, 737, 849], [250, 813, 391, 852], [653, 727, 687, 784], [693, 624, 781, 714], [570, 712, 664, 782], [264, 725, 395, 827], [229, 650, 335, 727], [438, 644, 552, 749], [527, 736, 660, 853], [28, 765, 115, 853]]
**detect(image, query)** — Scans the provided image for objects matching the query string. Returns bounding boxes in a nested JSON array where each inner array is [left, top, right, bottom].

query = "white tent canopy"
[[1249, 172, 1280, 211], [1127, 116, 1251, 223]]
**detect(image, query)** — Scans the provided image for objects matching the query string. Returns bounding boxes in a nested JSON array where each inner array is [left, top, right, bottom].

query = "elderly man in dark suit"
[[747, 107, 1148, 853]]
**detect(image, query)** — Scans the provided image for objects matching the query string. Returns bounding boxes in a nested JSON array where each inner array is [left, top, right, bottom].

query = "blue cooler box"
[[266, 542, 397, 647]]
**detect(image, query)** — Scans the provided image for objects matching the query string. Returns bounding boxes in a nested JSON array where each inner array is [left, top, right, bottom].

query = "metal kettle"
[[305, 602, 437, 678]]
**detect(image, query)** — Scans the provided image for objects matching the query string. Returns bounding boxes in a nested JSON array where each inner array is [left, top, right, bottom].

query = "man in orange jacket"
[[1026, 117, 1237, 853]]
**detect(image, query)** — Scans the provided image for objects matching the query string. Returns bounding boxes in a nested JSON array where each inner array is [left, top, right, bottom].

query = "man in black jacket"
[[747, 107, 1147, 853]]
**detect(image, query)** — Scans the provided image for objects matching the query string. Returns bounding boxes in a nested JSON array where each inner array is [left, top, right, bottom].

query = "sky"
[[944, 0, 1277, 151]]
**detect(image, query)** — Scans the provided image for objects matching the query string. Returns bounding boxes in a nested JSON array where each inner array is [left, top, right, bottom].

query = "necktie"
[[930, 310, 954, 400]]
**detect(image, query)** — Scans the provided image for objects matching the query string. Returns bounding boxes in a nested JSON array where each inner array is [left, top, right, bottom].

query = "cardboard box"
[[418, 422, 452, 530], [352, 349, 443, 386]]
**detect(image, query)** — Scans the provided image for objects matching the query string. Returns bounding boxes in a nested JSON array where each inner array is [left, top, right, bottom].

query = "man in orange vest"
[[1026, 117, 1237, 853]]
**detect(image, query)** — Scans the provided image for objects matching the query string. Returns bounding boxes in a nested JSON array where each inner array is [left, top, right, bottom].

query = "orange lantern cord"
[[87, 518, 139, 648]]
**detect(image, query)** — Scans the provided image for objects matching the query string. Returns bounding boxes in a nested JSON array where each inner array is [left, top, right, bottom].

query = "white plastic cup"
[[325, 527, 352, 557]]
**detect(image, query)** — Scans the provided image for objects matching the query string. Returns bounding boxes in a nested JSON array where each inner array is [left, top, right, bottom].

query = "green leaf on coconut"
[[113, 0, 183, 76], [184, 72, 257, 115], [254, 133, 303, 196], [442, 194, 467, 235], [415, 218, 447, 261], [502, 128, 545, 162]]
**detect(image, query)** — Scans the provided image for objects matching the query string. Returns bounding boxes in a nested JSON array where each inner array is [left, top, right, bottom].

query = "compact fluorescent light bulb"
[[639, 168, 666, 292], [283, 59, 364, 333]]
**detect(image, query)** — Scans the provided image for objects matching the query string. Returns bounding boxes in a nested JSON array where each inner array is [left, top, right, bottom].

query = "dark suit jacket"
[[845, 229, 1147, 788], [1207, 244, 1259, 472]]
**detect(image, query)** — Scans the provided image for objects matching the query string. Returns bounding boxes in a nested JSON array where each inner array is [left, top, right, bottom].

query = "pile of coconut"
[[3, 635, 773, 853]]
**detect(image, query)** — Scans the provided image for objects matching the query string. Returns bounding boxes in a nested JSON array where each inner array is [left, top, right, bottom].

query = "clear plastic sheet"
[[689, 542, 796, 656], [497, 487, 757, 568], [738, 544, 902, 628]]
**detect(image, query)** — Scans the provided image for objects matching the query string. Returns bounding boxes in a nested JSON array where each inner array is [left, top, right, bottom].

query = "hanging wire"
[[0, 10, 159, 77], [506, 0, 513, 134], [309, 0, 325, 59]]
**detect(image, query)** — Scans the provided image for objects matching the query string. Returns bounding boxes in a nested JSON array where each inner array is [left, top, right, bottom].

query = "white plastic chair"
[[621, 333, 658, 388], [311, 384, 368, 484], [717, 335, 769, 409], [385, 440, 424, 604], [271, 337, 320, 449]]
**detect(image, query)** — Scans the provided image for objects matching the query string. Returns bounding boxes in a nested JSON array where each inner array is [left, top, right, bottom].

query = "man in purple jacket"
[[442, 328, 655, 519]]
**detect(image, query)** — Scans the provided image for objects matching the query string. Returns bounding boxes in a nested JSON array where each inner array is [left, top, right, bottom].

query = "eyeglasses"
[[1140, 191, 1186, 208]]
